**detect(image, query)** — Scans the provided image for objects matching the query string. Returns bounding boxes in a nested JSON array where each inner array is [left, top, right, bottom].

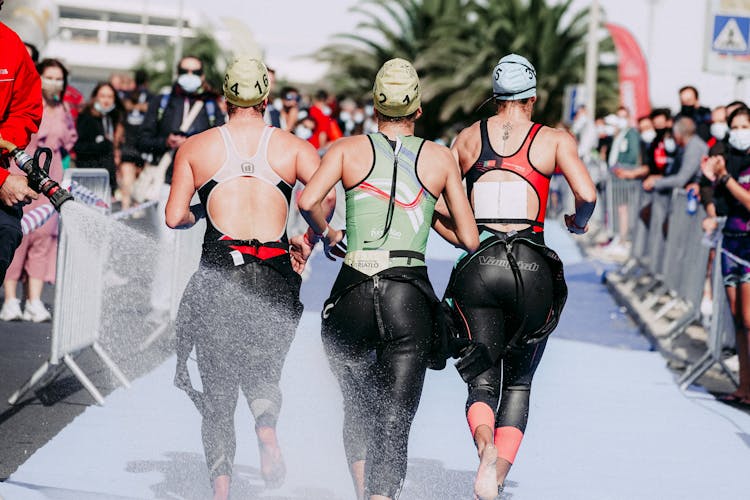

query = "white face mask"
[[94, 101, 115, 114], [616, 117, 629, 130], [41, 77, 64, 93], [295, 124, 313, 140], [640, 129, 656, 144], [663, 137, 677, 153], [710, 122, 729, 140], [177, 73, 202, 94], [729, 128, 750, 151]]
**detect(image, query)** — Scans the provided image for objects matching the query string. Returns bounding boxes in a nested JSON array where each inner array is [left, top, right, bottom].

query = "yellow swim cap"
[[223, 57, 270, 107], [373, 58, 421, 117]]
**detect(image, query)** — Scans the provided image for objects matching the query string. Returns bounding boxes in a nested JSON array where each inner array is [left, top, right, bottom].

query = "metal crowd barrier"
[[604, 187, 737, 392], [679, 218, 740, 390], [604, 174, 642, 240], [8, 170, 130, 406]]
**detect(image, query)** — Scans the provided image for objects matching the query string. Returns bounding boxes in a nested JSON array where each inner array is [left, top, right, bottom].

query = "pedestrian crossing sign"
[[712, 15, 750, 54]]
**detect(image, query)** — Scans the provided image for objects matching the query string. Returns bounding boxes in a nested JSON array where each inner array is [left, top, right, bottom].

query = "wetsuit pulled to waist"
[[201, 238, 290, 269], [343, 249, 425, 276]]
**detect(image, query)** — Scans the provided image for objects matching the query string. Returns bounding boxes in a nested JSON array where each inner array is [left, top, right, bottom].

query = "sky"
[[160, 0, 749, 113]]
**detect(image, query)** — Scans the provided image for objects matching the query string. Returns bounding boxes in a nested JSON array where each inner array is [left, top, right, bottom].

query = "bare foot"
[[213, 475, 230, 500], [256, 426, 286, 489], [474, 444, 499, 500]]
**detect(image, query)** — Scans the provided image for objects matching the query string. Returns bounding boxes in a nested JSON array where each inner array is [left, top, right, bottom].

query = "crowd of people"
[[571, 85, 750, 409], [0, 45, 383, 324], [1, 4, 749, 498]]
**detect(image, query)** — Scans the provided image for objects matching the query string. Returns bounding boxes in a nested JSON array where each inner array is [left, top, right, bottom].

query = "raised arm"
[[556, 131, 597, 233]]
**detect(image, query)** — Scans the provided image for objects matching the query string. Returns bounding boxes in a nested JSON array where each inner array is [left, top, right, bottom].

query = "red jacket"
[[0, 22, 43, 186]]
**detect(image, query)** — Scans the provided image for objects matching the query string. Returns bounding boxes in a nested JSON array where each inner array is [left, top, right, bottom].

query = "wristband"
[[314, 225, 330, 238], [717, 174, 731, 187]]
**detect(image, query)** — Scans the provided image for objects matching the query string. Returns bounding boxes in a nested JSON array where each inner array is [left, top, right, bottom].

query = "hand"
[[701, 155, 726, 182], [0, 174, 39, 206], [685, 183, 701, 201], [612, 167, 626, 179], [289, 233, 314, 274], [322, 228, 347, 260], [702, 216, 718, 234], [642, 175, 660, 192], [167, 133, 187, 149], [564, 213, 588, 234]]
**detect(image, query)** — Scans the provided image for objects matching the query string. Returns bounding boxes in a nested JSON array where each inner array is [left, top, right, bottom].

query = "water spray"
[[0, 139, 74, 210]]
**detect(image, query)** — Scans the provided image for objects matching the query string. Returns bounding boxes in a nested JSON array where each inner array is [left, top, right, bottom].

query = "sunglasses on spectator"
[[284, 93, 299, 101], [178, 68, 203, 76]]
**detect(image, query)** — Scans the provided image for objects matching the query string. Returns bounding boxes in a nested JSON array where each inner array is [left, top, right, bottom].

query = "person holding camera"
[[442, 54, 596, 499], [296, 58, 478, 500]]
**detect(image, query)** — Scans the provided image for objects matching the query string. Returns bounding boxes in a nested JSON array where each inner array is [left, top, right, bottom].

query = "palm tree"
[[318, 0, 619, 138]]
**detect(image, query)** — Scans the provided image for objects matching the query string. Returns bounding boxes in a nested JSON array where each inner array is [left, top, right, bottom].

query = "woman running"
[[296, 58, 479, 500], [440, 54, 597, 499]]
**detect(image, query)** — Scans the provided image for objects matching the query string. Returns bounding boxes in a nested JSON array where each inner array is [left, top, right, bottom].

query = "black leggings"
[[450, 240, 553, 441], [176, 258, 302, 480], [322, 270, 433, 498]]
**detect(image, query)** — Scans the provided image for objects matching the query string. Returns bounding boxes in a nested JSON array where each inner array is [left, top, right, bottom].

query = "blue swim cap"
[[492, 54, 537, 101]]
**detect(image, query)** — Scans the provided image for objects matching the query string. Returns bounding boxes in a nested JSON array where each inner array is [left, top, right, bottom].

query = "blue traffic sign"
[[712, 15, 750, 54]]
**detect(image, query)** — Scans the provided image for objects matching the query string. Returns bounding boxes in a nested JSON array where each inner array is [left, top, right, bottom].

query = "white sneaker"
[[22, 299, 52, 323], [0, 298, 23, 321]]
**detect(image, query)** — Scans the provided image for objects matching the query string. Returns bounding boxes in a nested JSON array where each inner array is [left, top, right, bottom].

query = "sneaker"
[[0, 298, 23, 321], [22, 299, 52, 323]]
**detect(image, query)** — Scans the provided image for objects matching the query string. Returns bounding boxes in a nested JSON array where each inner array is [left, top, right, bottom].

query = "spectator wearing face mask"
[[643, 117, 707, 193], [675, 85, 712, 142], [137, 54, 225, 329], [279, 86, 300, 133], [73, 82, 124, 195], [0, 58, 77, 323]]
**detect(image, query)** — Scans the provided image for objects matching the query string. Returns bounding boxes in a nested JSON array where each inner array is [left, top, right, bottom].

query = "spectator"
[[637, 115, 655, 163], [263, 67, 281, 128], [279, 86, 300, 132], [308, 90, 332, 150], [1, 59, 77, 322], [137, 54, 224, 328], [643, 117, 707, 193], [571, 105, 598, 163], [119, 69, 152, 210], [700, 105, 750, 406], [0, 10, 43, 284], [73, 82, 124, 195], [709, 106, 728, 151], [675, 85, 712, 142], [644, 108, 676, 179], [605, 106, 640, 255]]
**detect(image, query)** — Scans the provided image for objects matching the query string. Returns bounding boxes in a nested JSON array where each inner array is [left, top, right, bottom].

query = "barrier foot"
[[8, 361, 51, 405], [679, 351, 714, 391], [718, 359, 740, 388], [654, 297, 681, 321], [92, 342, 131, 389], [63, 354, 105, 406]]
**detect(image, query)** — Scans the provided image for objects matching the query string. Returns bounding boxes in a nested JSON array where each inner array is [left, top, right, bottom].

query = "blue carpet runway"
[[1, 223, 748, 499]]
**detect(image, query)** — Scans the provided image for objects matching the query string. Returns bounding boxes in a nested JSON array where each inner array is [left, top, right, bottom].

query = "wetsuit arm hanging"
[[165, 143, 198, 229]]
